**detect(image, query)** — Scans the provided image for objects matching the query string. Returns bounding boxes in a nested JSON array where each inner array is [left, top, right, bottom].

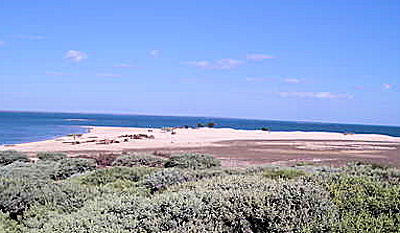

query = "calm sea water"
[[1, 111, 400, 145]]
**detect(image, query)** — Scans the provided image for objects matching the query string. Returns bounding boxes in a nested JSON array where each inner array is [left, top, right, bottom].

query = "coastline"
[[2, 126, 399, 150], [2, 126, 400, 167]]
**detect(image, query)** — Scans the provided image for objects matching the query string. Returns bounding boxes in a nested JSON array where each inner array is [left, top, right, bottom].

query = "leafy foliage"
[[164, 153, 221, 170], [0, 212, 21, 233], [328, 175, 400, 232], [79, 166, 156, 186], [112, 154, 164, 167], [263, 168, 309, 180], [37, 152, 67, 161], [142, 168, 193, 192], [0, 151, 29, 166], [0, 154, 399, 233], [52, 158, 97, 180]]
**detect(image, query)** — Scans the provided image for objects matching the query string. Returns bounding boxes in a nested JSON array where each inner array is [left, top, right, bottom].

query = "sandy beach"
[[2, 126, 400, 167]]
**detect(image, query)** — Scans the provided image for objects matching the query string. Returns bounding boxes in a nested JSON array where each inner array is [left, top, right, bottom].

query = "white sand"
[[2, 126, 400, 153]]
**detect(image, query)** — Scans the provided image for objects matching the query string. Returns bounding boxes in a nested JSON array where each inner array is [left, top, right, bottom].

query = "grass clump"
[[165, 153, 221, 170], [0, 151, 29, 166], [112, 154, 164, 167]]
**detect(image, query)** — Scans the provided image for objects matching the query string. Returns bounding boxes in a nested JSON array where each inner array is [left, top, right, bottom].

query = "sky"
[[0, 0, 399, 126]]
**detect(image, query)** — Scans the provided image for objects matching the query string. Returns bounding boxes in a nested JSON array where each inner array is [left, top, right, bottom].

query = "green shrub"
[[342, 162, 400, 185], [0, 178, 45, 219], [112, 154, 164, 167], [328, 175, 400, 232], [52, 158, 96, 180], [20, 182, 103, 230], [164, 153, 221, 170], [263, 168, 308, 180], [0, 161, 58, 180], [31, 175, 336, 233], [79, 166, 156, 186], [37, 152, 67, 161], [0, 159, 97, 181], [0, 151, 29, 166], [141, 168, 193, 192], [0, 212, 21, 233], [0, 176, 101, 221]]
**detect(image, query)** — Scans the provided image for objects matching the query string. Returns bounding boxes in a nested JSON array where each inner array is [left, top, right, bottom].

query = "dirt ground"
[[62, 139, 400, 168]]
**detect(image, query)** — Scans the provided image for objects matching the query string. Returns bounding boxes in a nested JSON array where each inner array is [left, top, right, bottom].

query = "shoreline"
[[2, 126, 400, 167], [2, 126, 400, 151]]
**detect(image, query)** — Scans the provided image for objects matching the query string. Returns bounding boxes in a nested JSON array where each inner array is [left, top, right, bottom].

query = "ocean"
[[1, 111, 400, 145]]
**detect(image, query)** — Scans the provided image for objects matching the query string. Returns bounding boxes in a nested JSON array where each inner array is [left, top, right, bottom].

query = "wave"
[[64, 118, 94, 122]]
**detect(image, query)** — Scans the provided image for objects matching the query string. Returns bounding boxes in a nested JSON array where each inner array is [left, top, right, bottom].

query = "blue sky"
[[0, 0, 399, 125]]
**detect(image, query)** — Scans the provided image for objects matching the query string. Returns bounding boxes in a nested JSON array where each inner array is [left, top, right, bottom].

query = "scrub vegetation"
[[0, 150, 399, 232]]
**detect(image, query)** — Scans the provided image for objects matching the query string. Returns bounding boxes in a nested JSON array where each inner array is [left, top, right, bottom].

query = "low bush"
[[164, 153, 221, 170], [0, 151, 29, 166], [75, 153, 121, 167], [37, 152, 67, 161], [341, 162, 400, 185], [328, 175, 400, 232], [20, 182, 103, 230], [112, 154, 164, 167], [30, 176, 337, 232], [0, 161, 58, 180], [141, 168, 193, 192], [0, 212, 21, 233], [0, 178, 45, 219], [52, 158, 97, 180], [79, 166, 156, 186], [1, 160, 399, 232], [263, 168, 308, 180], [0, 177, 102, 221], [0, 159, 97, 181]]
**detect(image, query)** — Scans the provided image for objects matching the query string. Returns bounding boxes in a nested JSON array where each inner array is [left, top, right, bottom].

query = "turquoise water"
[[1, 111, 399, 145]]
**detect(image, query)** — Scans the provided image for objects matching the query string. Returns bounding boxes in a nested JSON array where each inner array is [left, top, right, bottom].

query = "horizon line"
[[0, 109, 399, 128]]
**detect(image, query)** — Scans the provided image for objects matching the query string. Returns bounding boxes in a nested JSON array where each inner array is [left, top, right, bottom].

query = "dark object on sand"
[[207, 122, 216, 128]]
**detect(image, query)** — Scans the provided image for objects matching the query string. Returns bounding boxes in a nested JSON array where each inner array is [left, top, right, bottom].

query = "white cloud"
[[383, 83, 393, 89], [96, 73, 123, 78], [113, 63, 133, 68], [0, 40, 5, 46], [245, 77, 265, 82], [246, 54, 275, 61], [150, 50, 159, 57], [64, 50, 87, 62], [45, 72, 69, 77], [185, 58, 242, 70], [284, 78, 300, 84], [279, 91, 353, 99], [185, 60, 210, 69], [14, 35, 45, 40]]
